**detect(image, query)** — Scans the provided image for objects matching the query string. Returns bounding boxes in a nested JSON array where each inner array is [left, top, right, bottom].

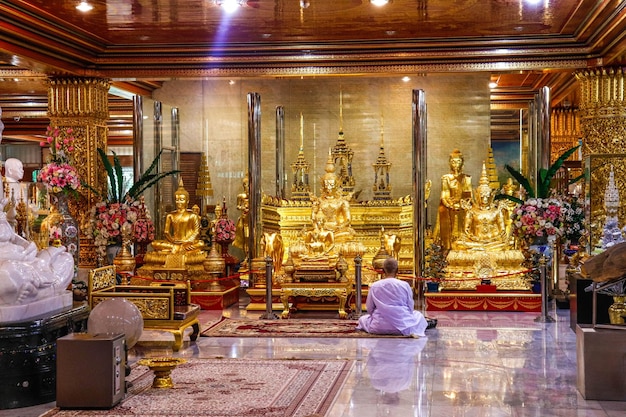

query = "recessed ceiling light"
[[215, 0, 246, 13], [402, 76, 411, 82], [489, 81, 498, 89], [76, 1, 93, 12], [370, 0, 390, 6]]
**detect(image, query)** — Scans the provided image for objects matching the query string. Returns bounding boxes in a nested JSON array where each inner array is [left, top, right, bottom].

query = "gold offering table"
[[89, 266, 201, 351], [280, 281, 353, 319]]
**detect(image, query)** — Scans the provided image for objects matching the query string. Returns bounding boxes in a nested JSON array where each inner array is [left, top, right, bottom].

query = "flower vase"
[[218, 240, 239, 269], [42, 192, 80, 270], [135, 240, 150, 268], [608, 296, 626, 325], [113, 224, 136, 280]]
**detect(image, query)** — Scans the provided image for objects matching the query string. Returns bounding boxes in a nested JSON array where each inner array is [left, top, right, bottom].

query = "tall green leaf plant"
[[495, 144, 582, 204], [83, 148, 180, 204]]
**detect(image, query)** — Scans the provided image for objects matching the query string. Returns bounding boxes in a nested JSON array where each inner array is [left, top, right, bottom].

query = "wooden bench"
[[88, 266, 201, 352]]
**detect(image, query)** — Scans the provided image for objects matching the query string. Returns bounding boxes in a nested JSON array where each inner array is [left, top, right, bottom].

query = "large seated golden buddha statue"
[[138, 180, 208, 279], [441, 164, 529, 291]]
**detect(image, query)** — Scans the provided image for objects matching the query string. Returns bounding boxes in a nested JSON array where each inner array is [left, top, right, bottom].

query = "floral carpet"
[[200, 317, 407, 338], [41, 358, 353, 417]]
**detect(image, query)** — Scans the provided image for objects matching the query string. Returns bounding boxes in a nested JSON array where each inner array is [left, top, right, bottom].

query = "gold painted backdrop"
[[153, 74, 491, 230]]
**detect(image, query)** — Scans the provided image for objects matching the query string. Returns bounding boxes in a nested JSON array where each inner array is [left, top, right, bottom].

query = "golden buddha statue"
[[442, 164, 528, 291], [434, 149, 473, 252], [141, 179, 207, 274], [307, 152, 355, 249], [453, 164, 509, 251], [233, 172, 250, 264]]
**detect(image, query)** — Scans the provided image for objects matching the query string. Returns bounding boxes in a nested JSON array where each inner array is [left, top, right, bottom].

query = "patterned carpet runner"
[[42, 358, 353, 417]]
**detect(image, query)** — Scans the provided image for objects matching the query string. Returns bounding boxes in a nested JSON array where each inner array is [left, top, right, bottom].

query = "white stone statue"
[[4, 157, 24, 183], [0, 207, 75, 322], [3, 158, 25, 227]]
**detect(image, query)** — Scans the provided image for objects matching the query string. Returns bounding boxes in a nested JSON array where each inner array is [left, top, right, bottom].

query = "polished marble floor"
[[4, 298, 626, 417]]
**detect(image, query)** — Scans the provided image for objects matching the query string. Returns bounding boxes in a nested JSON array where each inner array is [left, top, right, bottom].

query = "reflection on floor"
[[4, 297, 626, 417]]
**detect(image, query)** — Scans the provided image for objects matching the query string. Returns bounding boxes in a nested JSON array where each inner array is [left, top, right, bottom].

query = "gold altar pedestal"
[[441, 249, 530, 291], [245, 287, 284, 311], [279, 282, 353, 319]]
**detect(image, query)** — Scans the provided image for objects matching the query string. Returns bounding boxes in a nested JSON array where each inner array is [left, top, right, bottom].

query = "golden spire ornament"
[[290, 112, 311, 201]]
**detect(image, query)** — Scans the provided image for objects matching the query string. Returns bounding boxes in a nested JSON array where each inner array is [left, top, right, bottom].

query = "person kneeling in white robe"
[[356, 257, 428, 337]]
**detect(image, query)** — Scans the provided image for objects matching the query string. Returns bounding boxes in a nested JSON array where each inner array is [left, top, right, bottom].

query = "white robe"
[[356, 277, 428, 337]]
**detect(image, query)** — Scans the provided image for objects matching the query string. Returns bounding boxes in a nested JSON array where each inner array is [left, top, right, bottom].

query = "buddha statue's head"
[[174, 179, 190, 209], [449, 149, 464, 174], [475, 163, 495, 207], [320, 150, 340, 196]]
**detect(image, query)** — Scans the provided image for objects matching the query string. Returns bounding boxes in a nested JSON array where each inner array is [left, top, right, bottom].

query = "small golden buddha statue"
[[141, 179, 207, 272]]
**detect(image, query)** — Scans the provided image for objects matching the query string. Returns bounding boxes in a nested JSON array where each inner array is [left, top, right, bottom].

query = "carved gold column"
[[574, 67, 626, 247], [47, 76, 110, 268], [550, 108, 581, 163]]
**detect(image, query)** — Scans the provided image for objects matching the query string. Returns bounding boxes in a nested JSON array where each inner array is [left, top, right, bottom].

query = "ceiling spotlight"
[[76, 1, 93, 12], [489, 81, 498, 89], [215, 0, 246, 13], [370, 0, 390, 6], [402, 76, 411, 82]]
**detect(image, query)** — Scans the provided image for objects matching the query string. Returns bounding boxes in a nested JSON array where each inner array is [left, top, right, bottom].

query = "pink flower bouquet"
[[511, 197, 564, 242]]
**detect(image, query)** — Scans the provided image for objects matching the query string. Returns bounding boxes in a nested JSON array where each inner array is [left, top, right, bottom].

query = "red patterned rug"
[[200, 317, 405, 338], [41, 358, 352, 417]]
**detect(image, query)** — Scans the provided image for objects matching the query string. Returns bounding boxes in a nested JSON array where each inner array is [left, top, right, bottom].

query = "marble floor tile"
[[2, 302, 624, 417]]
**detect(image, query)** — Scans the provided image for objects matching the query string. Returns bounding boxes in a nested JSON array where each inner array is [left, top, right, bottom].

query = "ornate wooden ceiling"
[[1, 0, 625, 143]]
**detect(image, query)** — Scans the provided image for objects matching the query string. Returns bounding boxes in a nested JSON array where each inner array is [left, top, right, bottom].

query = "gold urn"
[[203, 243, 226, 275]]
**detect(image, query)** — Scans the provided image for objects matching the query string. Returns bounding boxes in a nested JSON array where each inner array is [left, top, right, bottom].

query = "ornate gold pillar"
[[574, 67, 626, 248], [550, 108, 581, 162], [575, 67, 626, 155], [47, 76, 110, 268]]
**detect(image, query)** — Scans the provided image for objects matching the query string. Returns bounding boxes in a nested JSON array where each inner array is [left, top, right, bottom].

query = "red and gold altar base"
[[190, 286, 240, 310], [425, 291, 541, 312]]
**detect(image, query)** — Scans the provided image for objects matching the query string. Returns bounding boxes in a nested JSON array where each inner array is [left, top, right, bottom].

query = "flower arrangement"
[[561, 194, 585, 243], [511, 197, 564, 243], [37, 125, 81, 195], [37, 162, 81, 194], [89, 201, 135, 252], [87, 199, 155, 258], [215, 216, 236, 243], [131, 197, 155, 243]]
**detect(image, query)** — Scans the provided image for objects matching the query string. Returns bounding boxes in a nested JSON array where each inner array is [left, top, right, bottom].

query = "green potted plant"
[[496, 144, 582, 204]]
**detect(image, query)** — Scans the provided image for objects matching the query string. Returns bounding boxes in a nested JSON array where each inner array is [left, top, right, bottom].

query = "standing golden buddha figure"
[[434, 149, 473, 252], [233, 172, 250, 267]]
